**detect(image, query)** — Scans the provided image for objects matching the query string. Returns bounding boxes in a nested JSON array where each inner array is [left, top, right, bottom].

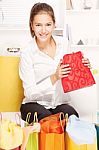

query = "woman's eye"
[[36, 24, 41, 26], [47, 24, 51, 26]]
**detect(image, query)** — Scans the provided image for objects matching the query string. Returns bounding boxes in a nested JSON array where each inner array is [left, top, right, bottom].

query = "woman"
[[19, 3, 90, 123]]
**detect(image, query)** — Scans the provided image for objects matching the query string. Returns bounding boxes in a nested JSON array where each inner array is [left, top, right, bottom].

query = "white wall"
[[0, 0, 65, 55], [65, 11, 99, 45], [0, 30, 32, 56], [68, 46, 99, 123]]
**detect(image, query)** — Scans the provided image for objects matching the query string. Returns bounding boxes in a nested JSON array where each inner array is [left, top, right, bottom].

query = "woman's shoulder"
[[20, 38, 36, 55]]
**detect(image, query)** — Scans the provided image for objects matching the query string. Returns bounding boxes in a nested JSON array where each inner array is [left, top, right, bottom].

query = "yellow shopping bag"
[[0, 113, 23, 149], [39, 132, 65, 150], [65, 132, 97, 150], [0, 56, 24, 111]]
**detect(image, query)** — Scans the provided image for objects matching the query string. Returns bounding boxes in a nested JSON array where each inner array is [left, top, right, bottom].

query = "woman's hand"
[[55, 59, 71, 79], [82, 58, 92, 69], [50, 59, 71, 85], [21, 123, 40, 150], [23, 123, 40, 135]]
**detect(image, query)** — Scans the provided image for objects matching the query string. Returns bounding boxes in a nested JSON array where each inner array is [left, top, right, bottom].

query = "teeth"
[[41, 35, 46, 37], [40, 35, 47, 38], [40, 34, 47, 36]]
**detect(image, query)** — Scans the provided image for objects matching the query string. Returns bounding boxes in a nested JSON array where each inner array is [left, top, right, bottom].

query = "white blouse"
[[19, 36, 71, 109]]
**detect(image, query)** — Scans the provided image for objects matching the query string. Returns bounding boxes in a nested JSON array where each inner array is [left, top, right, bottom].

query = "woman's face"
[[31, 13, 55, 42]]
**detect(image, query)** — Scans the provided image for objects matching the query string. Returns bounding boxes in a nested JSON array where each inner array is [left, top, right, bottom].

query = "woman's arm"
[[20, 123, 40, 150], [50, 60, 71, 85], [19, 50, 55, 100]]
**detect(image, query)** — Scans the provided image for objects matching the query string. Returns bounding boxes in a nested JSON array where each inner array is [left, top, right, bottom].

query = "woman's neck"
[[36, 37, 53, 50], [36, 36, 56, 59]]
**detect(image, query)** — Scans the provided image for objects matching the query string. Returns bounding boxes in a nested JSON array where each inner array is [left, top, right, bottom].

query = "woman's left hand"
[[82, 58, 92, 69]]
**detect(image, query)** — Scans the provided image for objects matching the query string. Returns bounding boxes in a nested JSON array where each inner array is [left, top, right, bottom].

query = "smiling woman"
[[29, 3, 56, 58], [19, 2, 81, 124], [31, 11, 56, 58]]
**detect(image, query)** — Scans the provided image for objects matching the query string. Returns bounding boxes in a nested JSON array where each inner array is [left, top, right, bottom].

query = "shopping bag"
[[65, 133, 97, 150], [39, 112, 65, 150], [0, 113, 23, 150], [25, 112, 39, 150], [66, 115, 96, 144], [40, 112, 65, 133], [65, 114, 97, 150], [95, 124, 99, 150], [61, 51, 95, 93], [39, 132, 65, 150], [0, 56, 24, 112]]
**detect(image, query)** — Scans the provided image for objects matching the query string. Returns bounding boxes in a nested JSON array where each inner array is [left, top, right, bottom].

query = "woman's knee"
[[63, 104, 79, 117], [54, 104, 79, 117], [20, 103, 52, 123]]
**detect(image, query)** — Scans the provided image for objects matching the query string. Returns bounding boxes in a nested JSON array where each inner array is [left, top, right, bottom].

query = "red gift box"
[[61, 51, 96, 93]]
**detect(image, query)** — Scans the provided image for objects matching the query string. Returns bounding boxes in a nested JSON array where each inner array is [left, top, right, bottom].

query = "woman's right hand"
[[55, 59, 71, 80], [50, 59, 71, 85]]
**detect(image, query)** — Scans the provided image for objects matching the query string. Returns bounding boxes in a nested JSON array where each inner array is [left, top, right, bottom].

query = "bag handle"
[[25, 112, 31, 126], [0, 113, 22, 125], [59, 112, 64, 120], [15, 113, 21, 126], [65, 113, 68, 124], [33, 112, 38, 123], [59, 112, 65, 132], [25, 112, 38, 126]]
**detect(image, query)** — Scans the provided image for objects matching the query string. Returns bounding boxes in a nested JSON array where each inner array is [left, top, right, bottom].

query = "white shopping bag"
[[66, 115, 96, 145]]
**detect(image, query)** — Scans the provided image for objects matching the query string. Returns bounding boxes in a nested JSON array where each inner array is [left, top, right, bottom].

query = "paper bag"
[[25, 112, 39, 150], [39, 113, 65, 150]]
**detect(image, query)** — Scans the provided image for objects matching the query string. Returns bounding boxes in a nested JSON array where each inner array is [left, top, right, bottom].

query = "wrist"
[[50, 73, 58, 85]]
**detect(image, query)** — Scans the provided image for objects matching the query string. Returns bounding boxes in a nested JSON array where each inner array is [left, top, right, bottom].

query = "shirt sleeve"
[[19, 49, 54, 100]]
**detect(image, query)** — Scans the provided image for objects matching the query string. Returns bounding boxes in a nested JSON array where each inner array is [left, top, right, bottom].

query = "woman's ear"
[[30, 22, 34, 30], [54, 23, 57, 29]]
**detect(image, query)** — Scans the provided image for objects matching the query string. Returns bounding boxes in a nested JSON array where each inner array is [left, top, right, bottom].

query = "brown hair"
[[29, 3, 55, 37]]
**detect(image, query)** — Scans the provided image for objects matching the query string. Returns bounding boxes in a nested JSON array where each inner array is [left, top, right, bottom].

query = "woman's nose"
[[41, 26, 46, 33]]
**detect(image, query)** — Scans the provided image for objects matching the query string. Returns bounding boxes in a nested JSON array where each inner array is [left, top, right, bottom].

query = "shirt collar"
[[33, 35, 62, 51]]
